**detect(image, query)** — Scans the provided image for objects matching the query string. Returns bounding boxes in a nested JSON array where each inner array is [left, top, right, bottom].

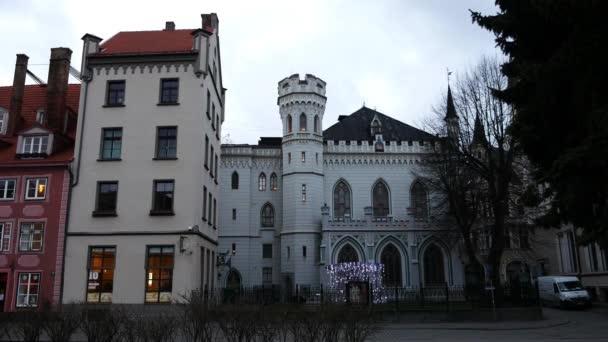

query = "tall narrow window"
[[423, 244, 445, 285], [337, 244, 359, 263], [301, 152, 306, 163], [302, 246, 307, 257], [145, 246, 174, 303], [261, 203, 274, 227], [288, 153, 291, 164], [106, 80, 125, 106], [231, 171, 239, 189], [263, 244, 273, 258], [0, 179, 16, 200], [270, 173, 278, 191], [381, 244, 402, 286], [299, 113, 307, 132], [87, 247, 116, 303], [411, 180, 428, 219], [159, 79, 179, 104], [16, 273, 40, 308], [287, 115, 293, 133], [213, 198, 217, 228], [0, 109, 6, 134], [214, 155, 218, 181], [25, 178, 47, 200], [212, 104, 216, 130], [208, 193, 213, 225], [19, 222, 44, 252], [232, 208, 237, 220], [202, 186, 207, 221], [314, 115, 319, 133], [210, 146, 214, 177], [333, 180, 351, 219], [151, 180, 174, 214], [372, 180, 390, 217], [204, 135, 209, 168], [100, 128, 122, 160], [206, 90, 211, 119], [258, 173, 267, 191], [302, 184, 307, 202], [94, 181, 118, 215], [0, 222, 12, 252], [155, 127, 177, 159]]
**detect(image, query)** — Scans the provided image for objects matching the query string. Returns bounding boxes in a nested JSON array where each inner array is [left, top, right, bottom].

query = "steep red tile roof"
[[96, 29, 198, 55], [0, 84, 80, 165]]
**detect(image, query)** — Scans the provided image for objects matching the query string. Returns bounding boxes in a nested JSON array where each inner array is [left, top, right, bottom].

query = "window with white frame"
[[16, 272, 40, 307], [19, 222, 44, 252], [0, 109, 7, 134], [21, 136, 49, 155], [25, 178, 47, 200], [0, 179, 16, 200], [0, 223, 12, 252]]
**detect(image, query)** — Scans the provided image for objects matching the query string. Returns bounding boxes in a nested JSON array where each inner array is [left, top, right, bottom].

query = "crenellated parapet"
[[324, 140, 435, 154]]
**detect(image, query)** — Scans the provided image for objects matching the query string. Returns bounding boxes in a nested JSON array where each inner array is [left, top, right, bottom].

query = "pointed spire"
[[472, 112, 487, 145], [445, 85, 458, 120]]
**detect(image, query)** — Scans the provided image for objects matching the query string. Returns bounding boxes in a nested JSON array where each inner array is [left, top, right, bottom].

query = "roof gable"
[[323, 106, 435, 142]]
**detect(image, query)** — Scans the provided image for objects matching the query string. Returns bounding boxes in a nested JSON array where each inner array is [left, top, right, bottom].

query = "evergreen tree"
[[472, 1, 608, 248]]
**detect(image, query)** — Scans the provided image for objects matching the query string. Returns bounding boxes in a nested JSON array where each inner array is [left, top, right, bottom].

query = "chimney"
[[201, 13, 219, 34], [165, 21, 175, 31], [7, 54, 28, 136], [46, 48, 72, 132]]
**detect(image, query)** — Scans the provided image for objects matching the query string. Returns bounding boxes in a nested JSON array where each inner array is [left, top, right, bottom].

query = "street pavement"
[[371, 305, 608, 341]]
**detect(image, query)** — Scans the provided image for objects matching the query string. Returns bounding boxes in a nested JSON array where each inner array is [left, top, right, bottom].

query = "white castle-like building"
[[218, 74, 465, 290]]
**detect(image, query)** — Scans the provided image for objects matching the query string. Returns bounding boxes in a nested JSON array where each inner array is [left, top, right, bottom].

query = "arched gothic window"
[[381, 244, 402, 287], [372, 181, 390, 217], [411, 180, 428, 219], [270, 173, 278, 191], [299, 113, 307, 132], [337, 244, 359, 263], [261, 203, 274, 227], [231, 171, 239, 190], [287, 115, 293, 133], [423, 244, 445, 285], [371, 119, 381, 135], [314, 115, 320, 133], [258, 173, 266, 191], [333, 180, 351, 219]]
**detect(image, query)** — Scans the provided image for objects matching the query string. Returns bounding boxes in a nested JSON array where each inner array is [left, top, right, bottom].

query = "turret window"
[[287, 115, 293, 133], [299, 113, 307, 132], [270, 173, 278, 191], [314, 115, 319, 133], [231, 171, 239, 189], [301, 152, 306, 163]]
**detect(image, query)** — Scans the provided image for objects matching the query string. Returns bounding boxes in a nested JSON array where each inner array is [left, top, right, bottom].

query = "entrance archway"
[[226, 269, 241, 290]]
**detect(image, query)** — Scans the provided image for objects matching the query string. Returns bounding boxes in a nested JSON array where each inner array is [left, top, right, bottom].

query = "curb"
[[380, 320, 570, 331]]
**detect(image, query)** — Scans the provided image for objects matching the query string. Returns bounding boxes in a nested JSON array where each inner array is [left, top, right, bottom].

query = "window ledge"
[[153, 157, 178, 161], [204, 164, 209, 171], [202, 217, 207, 222], [149, 210, 175, 216], [214, 179, 218, 185], [92, 211, 118, 217], [206, 112, 210, 119], [103, 104, 125, 108], [97, 158, 122, 162], [157, 102, 180, 106], [16, 152, 48, 159]]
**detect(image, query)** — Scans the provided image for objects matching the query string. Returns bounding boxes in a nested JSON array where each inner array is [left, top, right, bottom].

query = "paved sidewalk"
[[379, 317, 570, 331]]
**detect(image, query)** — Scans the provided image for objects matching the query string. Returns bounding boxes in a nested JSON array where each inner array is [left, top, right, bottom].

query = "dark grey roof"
[[323, 106, 435, 142]]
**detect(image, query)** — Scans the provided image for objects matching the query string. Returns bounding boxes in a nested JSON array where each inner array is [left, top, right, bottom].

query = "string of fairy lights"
[[326, 262, 387, 303]]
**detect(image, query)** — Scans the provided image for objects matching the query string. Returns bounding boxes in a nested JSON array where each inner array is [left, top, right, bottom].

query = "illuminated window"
[[145, 246, 174, 303], [16, 273, 40, 308], [19, 222, 44, 252], [25, 178, 47, 200], [87, 246, 116, 303], [299, 113, 307, 131]]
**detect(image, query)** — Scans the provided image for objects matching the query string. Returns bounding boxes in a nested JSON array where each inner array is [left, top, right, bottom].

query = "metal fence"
[[196, 283, 539, 310]]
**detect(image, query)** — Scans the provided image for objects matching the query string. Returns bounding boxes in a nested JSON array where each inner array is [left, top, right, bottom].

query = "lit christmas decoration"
[[326, 262, 386, 303]]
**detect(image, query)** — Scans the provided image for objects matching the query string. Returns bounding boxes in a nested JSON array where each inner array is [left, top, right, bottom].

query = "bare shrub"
[[120, 311, 177, 342], [342, 310, 378, 342], [317, 305, 345, 342], [42, 304, 82, 342], [215, 308, 258, 342], [10, 310, 45, 342], [80, 305, 125, 342], [177, 291, 218, 342]]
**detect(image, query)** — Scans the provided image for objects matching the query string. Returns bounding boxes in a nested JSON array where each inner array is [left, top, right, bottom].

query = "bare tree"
[[424, 56, 530, 301]]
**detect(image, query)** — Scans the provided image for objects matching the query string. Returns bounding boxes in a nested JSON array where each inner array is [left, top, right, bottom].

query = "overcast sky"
[[0, 0, 499, 144]]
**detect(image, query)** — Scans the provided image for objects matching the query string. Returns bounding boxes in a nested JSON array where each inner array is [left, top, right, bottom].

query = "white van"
[[537, 276, 591, 308]]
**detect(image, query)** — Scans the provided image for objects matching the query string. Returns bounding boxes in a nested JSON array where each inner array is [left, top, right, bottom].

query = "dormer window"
[[36, 110, 46, 125], [0, 109, 7, 134], [375, 135, 385, 152], [22, 136, 48, 154], [371, 119, 382, 135]]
